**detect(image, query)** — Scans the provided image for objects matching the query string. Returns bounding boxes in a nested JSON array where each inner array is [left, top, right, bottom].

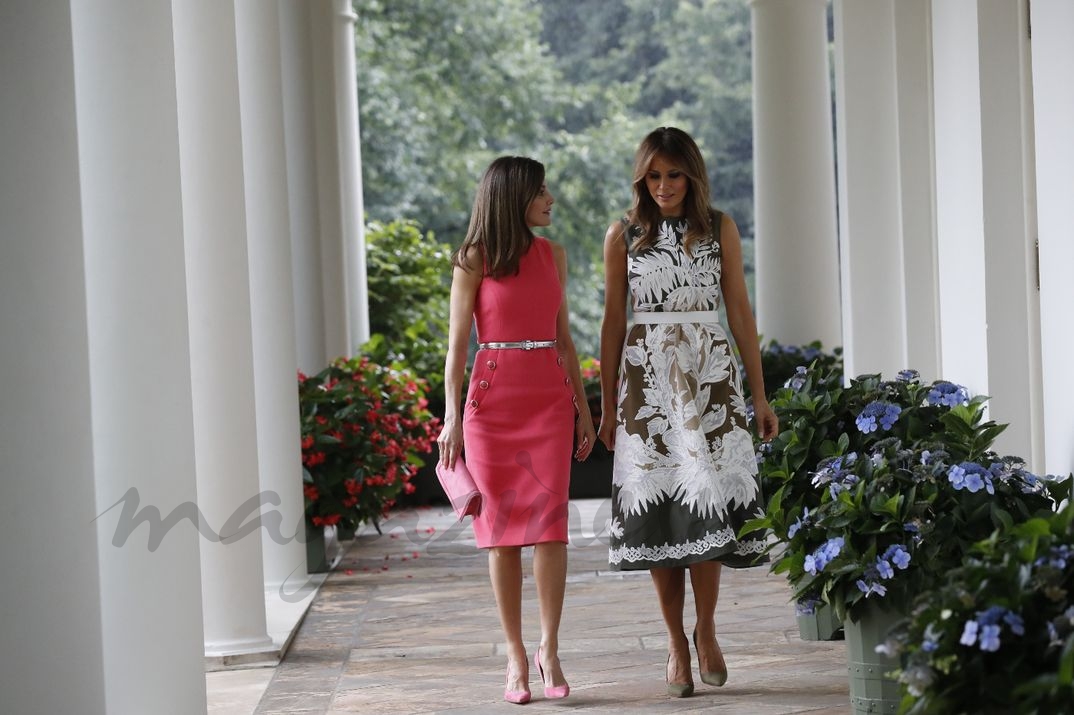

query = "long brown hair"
[[453, 156, 544, 277], [627, 127, 714, 254]]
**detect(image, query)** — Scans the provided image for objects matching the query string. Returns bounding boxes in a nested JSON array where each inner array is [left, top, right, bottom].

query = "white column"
[[977, 0, 1043, 466], [172, 0, 274, 660], [3, 2, 207, 713], [833, 0, 907, 379], [310, 2, 349, 360], [333, 0, 370, 351], [893, 0, 941, 380], [73, 2, 209, 709], [1, 4, 107, 712], [751, 0, 842, 349], [235, 0, 308, 590], [280, 0, 328, 374], [931, 2, 990, 394], [1030, 0, 1074, 476]]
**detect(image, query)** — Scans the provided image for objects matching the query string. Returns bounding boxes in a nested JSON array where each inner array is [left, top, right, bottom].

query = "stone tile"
[[232, 500, 852, 714]]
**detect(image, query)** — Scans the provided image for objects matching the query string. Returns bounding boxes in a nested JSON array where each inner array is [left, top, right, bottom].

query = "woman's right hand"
[[597, 413, 616, 451], [437, 416, 464, 468]]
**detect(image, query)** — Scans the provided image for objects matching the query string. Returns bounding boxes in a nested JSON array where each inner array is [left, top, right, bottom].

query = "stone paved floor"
[[252, 499, 850, 714]]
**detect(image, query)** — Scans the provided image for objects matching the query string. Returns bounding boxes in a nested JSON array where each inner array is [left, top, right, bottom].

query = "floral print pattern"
[[609, 216, 766, 569]]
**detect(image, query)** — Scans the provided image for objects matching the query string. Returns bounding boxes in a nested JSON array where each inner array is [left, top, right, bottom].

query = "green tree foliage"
[[361, 219, 451, 413], [355, 0, 559, 241], [354, 0, 755, 361]]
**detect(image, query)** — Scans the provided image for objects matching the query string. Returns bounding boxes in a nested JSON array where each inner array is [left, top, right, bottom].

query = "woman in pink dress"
[[438, 156, 596, 704]]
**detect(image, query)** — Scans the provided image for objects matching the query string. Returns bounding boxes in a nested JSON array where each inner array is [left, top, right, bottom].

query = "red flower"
[[303, 484, 319, 501]]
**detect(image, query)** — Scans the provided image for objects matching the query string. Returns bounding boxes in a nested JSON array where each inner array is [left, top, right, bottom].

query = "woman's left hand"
[[574, 413, 596, 461], [753, 397, 779, 442]]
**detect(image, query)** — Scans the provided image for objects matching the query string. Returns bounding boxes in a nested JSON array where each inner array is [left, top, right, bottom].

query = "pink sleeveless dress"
[[463, 236, 576, 548]]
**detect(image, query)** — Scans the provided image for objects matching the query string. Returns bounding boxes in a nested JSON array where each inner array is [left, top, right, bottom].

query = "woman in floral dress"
[[598, 127, 778, 697]]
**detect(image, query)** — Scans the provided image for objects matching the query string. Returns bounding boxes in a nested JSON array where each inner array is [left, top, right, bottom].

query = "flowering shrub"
[[361, 218, 452, 417], [578, 356, 601, 427], [764, 437, 1062, 624], [746, 368, 1065, 621], [754, 369, 1006, 544], [743, 339, 843, 403], [298, 356, 440, 532], [887, 505, 1074, 713]]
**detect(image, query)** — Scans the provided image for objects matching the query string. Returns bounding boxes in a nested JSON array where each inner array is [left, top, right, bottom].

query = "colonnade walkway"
[[225, 499, 852, 714]]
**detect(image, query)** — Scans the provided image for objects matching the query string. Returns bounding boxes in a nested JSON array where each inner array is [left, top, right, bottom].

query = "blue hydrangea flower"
[[948, 462, 994, 494], [787, 365, 808, 391], [856, 579, 887, 598], [922, 638, 939, 653], [788, 507, 811, 538], [795, 596, 821, 616], [927, 381, 969, 407], [882, 544, 911, 570], [805, 537, 845, 574], [978, 624, 1001, 652], [959, 620, 979, 646], [896, 369, 920, 383], [856, 401, 901, 433], [920, 450, 933, 465], [876, 558, 895, 580], [1003, 611, 1025, 636]]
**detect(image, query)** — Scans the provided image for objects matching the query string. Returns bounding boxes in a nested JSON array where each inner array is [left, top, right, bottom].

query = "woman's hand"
[[437, 415, 464, 468], [574, 413, 596, 461], [597, 413, 616, 451], [753, 397, 779, 442]]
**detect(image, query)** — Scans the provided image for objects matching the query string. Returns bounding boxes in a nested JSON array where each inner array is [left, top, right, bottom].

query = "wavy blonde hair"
[[453, 156, 544, 278], [627, 127, 715, 255]]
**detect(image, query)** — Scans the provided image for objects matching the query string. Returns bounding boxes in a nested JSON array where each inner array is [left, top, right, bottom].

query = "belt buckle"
[[522, 340, 534, 350]]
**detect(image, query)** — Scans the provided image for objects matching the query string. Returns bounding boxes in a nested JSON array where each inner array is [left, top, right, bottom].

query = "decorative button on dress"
[[463, 236, 575, 548], [608, 215, 767, 570]]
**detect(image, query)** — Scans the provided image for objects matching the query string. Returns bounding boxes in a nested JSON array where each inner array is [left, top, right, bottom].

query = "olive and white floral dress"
[[607, 214, 767, 570]]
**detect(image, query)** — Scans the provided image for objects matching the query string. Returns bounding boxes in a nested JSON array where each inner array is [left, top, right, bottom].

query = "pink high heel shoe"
[[504, 660, 531, 705], [535, 647, 570, 699]]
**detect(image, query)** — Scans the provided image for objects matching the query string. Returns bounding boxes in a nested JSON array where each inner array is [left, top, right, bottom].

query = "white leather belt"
[[633, 310, 720, 324], [477, 339, 557, 350]]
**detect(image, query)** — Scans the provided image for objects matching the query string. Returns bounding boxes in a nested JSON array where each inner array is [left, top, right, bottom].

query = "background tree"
[[354, 0, 755, 358]]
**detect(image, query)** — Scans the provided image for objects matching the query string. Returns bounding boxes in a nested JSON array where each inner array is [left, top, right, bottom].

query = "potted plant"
[[887, 503, 1074, 713], [298, 356, 440, 570], [747, 368, 1066, 712]]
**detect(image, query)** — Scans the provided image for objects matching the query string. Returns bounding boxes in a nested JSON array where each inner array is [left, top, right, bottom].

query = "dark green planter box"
[[305, 523, 328, 573], [844, 605, 901, 714], [797, 602, 844, 641], [570, 439, 613, 499]]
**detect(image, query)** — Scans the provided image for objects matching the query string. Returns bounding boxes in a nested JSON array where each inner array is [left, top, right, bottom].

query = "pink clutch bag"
[[434, 459, 483, 520]]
